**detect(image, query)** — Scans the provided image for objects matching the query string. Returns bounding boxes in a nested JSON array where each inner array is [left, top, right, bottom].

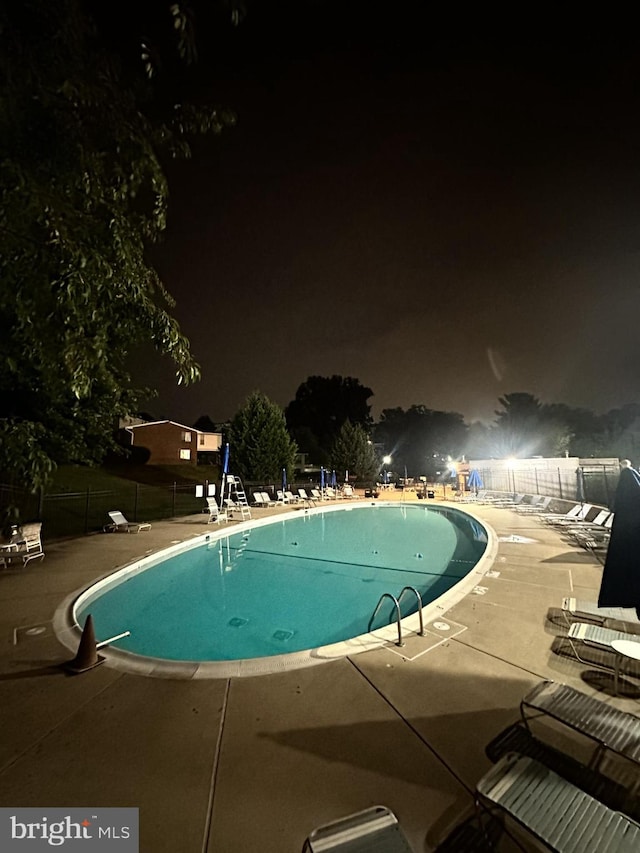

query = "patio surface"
[[1, 494, 638, 852]]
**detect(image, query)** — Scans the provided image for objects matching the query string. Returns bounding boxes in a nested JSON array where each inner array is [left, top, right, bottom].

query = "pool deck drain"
[[0, 496, 637, 853]]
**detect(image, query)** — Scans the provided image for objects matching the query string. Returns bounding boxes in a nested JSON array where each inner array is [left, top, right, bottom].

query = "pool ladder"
[[368, 586, 425, 647]]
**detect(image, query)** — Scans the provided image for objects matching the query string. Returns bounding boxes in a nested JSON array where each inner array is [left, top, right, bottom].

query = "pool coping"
[[52, 501, 499, 679]]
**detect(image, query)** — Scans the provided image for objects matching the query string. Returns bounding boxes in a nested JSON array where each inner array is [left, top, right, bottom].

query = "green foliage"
[[374, 406, 467, 477], [0, 0, 235, 490], [330, 421, 379, 483], [490, 393, 573, 458], [228, 391, 298, 482], [286, 375, 374, 463]]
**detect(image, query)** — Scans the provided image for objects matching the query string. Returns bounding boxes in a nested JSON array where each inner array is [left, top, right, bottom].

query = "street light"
[[382, 455, 392, 486]]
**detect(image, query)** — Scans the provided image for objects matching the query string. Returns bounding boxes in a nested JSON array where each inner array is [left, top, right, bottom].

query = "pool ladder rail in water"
[[368, 586, 425, 648]]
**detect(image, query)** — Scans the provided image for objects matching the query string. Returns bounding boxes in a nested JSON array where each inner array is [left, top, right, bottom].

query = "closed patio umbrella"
[[598, 464, 640, 617], [320, 466, 325, 495], [468, 468, 483, 495], [282, 467, 287, 494]]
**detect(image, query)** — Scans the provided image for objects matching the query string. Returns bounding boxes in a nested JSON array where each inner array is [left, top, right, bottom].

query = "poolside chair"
[[539, 503, 584, 524], [342, 484, 359, 499], [0, 522, 45, 568], [252, 492, 267, 507], [516, 496, 552, 514], [520, 679, 640, 771], [561, 597, 640, 628], [476, 752, 640, 852], [301, 805, 414, 853], [284, 490, 301, 504], [324, 487, 338, 500], [260, 491, 277, 506], [206, 498, 228, 524], [548, 504, 594, 527], [104, 511, 151, 533], [310, 488, 323, 502], [297, 488, 316, 506], [276, 490, 290, 504]]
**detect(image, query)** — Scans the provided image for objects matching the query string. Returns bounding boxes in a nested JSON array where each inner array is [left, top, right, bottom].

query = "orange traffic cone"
[[65, 614, 105, 674]]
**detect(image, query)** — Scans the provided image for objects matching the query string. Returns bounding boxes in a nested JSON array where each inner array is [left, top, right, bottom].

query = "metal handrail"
[[398, 586, 425, 636], [369, 593, 404, 647]]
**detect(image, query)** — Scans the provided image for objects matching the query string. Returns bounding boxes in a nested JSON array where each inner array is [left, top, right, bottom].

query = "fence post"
[[603, 465, 611, 507], [84, 487, 90, 534], [134, 482, 139, 521], [172, 482, 176, 518], [558, 468, 563, 499]]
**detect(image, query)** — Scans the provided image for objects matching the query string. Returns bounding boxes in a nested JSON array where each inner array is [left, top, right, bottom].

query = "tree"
[[330, 421, 379, 483], [490, 393, 572, 458], [374, 405, 467, 477], [285, 375, 374, 464], [0, 1, 236, 490], [228, 391, 298, 482]]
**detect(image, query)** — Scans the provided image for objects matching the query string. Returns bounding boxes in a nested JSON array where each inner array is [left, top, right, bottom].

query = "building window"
[[199, 434, 205, 445], [181, 431, 192, 442], [179, 449, 191, 460]]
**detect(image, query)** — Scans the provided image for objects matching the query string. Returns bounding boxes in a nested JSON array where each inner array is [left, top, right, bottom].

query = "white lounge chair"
[[540, 503, 584, 524], [516, 496, 552, 514], [276, 490, 290, 504], [561, 597, 640, 627], [260, 491, 277, 506], [104, 511, 151, 533], [342, 485, 359, 499], [547, 504, 594, 526], [206, 498, 228, 524], [0, 522, 45, 568], [297, 488, 316, 506]]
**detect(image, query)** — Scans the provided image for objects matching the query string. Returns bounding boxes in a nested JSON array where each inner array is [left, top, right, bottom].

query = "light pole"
[[382, 455, 392, 487]]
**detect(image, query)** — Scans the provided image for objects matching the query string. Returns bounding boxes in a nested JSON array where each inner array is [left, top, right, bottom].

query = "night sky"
[[141, 4, 640, 426]]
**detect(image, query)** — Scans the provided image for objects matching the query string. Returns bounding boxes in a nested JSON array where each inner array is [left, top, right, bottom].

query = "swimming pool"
[[59, 502, 496, 677]]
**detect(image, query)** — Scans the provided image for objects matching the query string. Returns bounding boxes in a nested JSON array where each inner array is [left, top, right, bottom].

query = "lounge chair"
[[560, 597, 639, 628], [324, 487, 338, 500], [260, 491, 277, 506], [104, 511, 151, 533], [252, 492, 267, 507], [310, 488, 323, 501], [520, 679, 640, 770], [539, 503, 584, 524], [568, 621, 640, 651], [276, 490, 290, 504], [206, 498, 228, 524], [547, 504, 594, 527], [297, 488, 316, 506], [342, 485, 359, 499], [0, 522, 45, 568], [284, 490, 301, 504], [301, 805, 414, 853], [515, 495, 546, 513], [476, 752, 640, 852]]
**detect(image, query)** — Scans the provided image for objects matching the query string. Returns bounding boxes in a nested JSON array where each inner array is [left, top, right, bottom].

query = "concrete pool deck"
[[0, 494, 638, 851]]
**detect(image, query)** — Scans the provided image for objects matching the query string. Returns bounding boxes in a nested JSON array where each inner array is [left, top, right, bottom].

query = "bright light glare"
[[383, 455, 392, 465]]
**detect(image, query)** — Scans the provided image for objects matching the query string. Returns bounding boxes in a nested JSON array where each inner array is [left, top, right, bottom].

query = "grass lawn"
[[6, 464, 223, 540]]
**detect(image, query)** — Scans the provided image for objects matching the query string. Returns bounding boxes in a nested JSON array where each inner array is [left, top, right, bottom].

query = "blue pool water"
[[77, 504, 487, 662]]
